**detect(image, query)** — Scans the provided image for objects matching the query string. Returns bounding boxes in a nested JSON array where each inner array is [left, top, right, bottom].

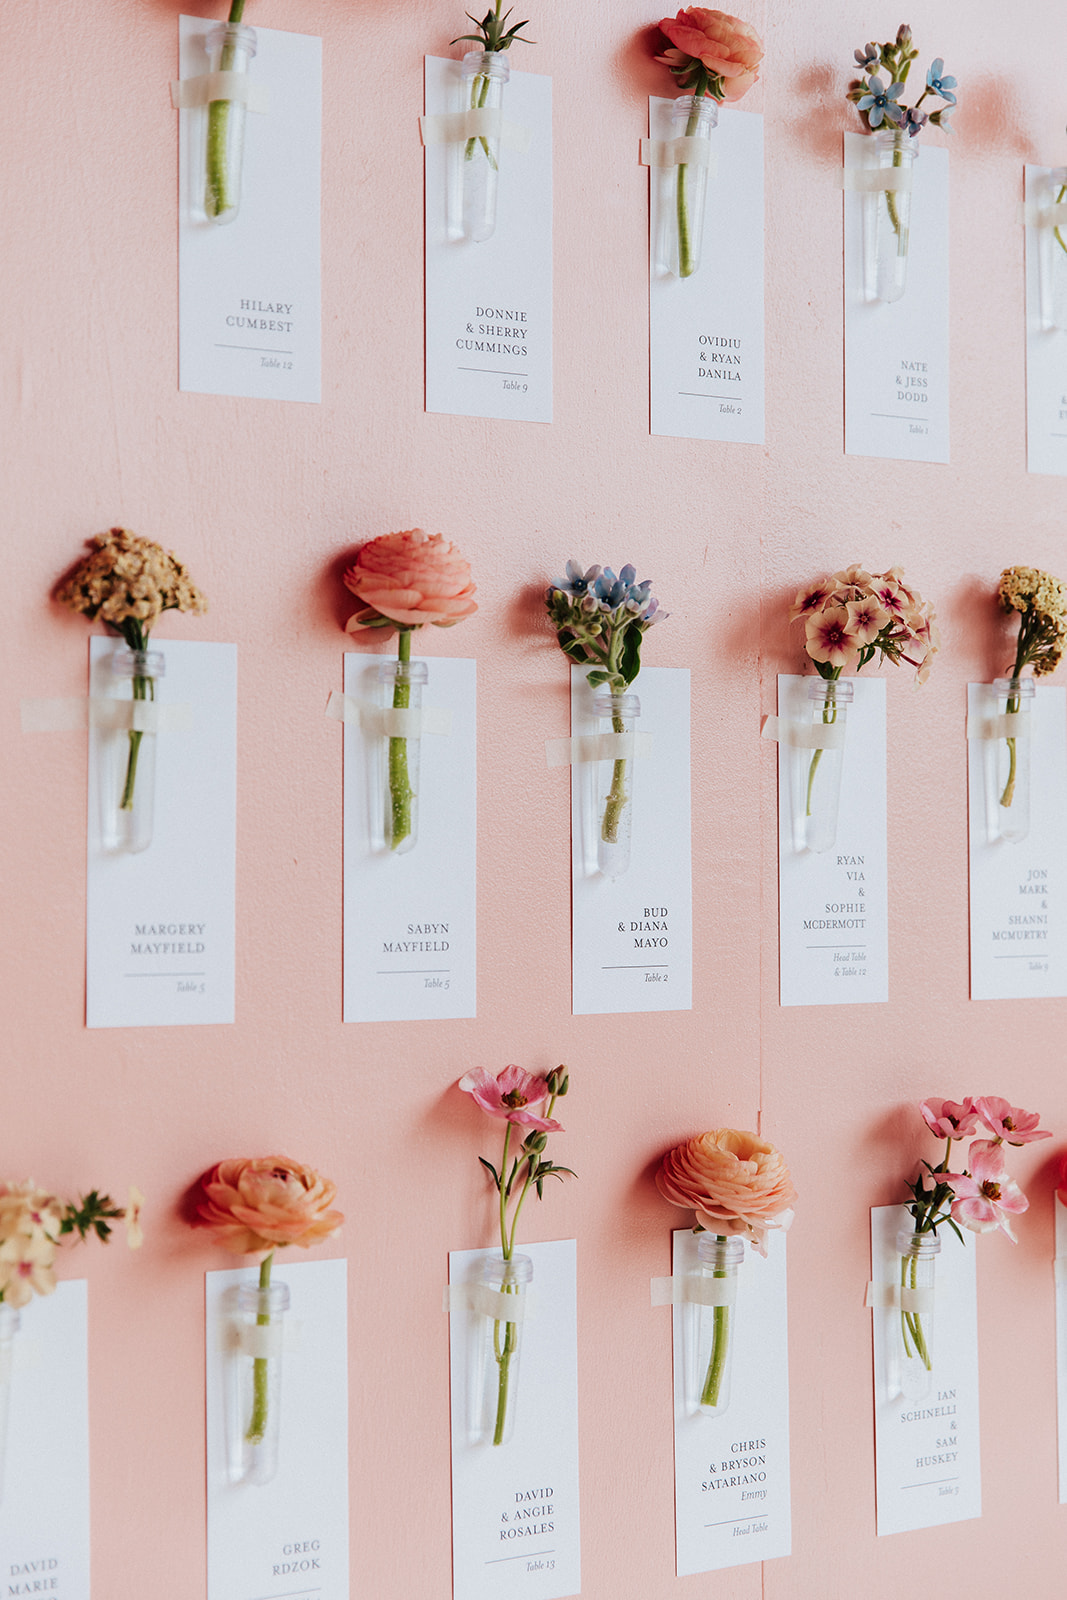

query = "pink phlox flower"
[[788, 578, 833, 623], [804, 605, 859, 669], [942, 1141, 1029, 1241], [458, 1065, 563, 1131], [974, 1095, 1051, 1146], [920, 1097, 980, 1140], [845, 594, 891, 645]]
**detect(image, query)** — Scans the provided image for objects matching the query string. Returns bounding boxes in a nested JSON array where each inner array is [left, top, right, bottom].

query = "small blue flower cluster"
[[546, 562, 666, 691], [847, 24, 958, 138]]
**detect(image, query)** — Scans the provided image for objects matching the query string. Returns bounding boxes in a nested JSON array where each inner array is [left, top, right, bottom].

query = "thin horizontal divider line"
[[484, 1549, 555, 1565], [705, 1515, 768, 1528], [677, 390, 743, 399], [456, 366, 528, 376], [248, 1588, 324, 1600], [870, 412, 928, 421], [902, 1476, 959, 1489], [214, 343, 293, 354], [601, 964, 669, 969], [375, 969, 451, 975], [805, 944, 866, 950], [124, 971, 206, 977], [992, 952, 1049, 958]]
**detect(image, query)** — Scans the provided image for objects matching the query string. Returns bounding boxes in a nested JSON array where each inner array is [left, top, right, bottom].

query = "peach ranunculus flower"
[[343, 529, 477, 633], [655, 8, 763, 102], [656, 1128, 796, 1256], [193, 1157, 344, 1255]]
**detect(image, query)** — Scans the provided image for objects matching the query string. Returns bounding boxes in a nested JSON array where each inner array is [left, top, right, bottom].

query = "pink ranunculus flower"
[[942, 1141, 1029, 1241], [804, 605, 859, 669], [656, 1129, 796, 1257], [458, 1065, 563, 1131], [656, 8, 764, 100], [920, 1097, 980, 1140], [974, 1096, 1052, 1146], [343, 528, 477, 632], [193, 1157, 344, 1256]]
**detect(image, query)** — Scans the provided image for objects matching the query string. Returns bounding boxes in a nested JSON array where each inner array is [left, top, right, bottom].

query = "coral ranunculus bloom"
[[656, 1128, 796, 1256], [344, 528, 477, 631], [193, 1156, 344, 1255], [656, 8, 764, 100]]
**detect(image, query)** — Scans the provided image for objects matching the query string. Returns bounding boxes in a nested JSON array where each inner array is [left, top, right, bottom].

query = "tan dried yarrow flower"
[[55, 528, 207, 651], [998, 565, 1067, 678]]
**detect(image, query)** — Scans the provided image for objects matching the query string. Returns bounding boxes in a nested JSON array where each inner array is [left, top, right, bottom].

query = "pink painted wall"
[[3, 0, 1067, 1595]]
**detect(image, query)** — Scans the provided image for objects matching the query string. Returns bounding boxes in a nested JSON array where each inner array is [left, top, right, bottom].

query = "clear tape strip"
[[966, 713, 1030, 740], [650, 1274, 738, 1308], [443, 1282, 528, 1322], [419, 110, 531, 154], [21, 698, 191, 733], [545, 731, 653, 767], [840, 166, 913, 193], [761, 715, 845, 750], [1019, 201, 1067, 227], [220, 1320, 297, 1357], [865, 1281, 934, 1313], [171, 72, 269, 112], [640, 137, 715, 172], [323, 690, 452, 736]]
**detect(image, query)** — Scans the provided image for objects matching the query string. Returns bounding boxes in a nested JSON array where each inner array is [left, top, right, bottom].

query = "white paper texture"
[[870, 1205, 981, 1536], [0, 1284, 90, 1595], [449, 1240, 579, 1600], [206, 1259, 349, 1600], [967, 683, 1067, 998], [86, 638, 236, 1028], [424, 56, 552, 423], [1024, 165, 1067, 475], [178, 17, 322, 402], [569, 667, 692, 1015], [649, 102, 764, 443], [843, 132, 949, 462], [1055, 1199, 1067, 1502], [777, 674, 888, 1006], [342, 655, 476, 1022], [668, 1230, 790, 1575]]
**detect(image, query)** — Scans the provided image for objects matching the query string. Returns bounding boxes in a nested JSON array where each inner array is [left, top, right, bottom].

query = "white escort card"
[[776, 674, 888, 1006], [177, 16, 321, 402], [448, 1240, 579, 1600], [1024, 165, 1067, 475], [341, 654, 476, 1023], [843, 132, 949, 463], [424, 56, 552, 423], [662, 1229, 791, 1576], [0, 1284, 90, 1596], [206, 1259, 349, 1600], [649, 102, 764, 443], [1054, 1198, 1067, 1502], [967, 683, 1067, 999], [565, 666, 692, 1016], [87, 638, 236, 1029], [870, 1206, 981, 1536]]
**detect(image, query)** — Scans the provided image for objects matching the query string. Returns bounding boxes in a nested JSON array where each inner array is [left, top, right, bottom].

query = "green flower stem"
[[464, 72, 496, 168], [120, 670, 155, 811], [246, 1250, 273, 1445], [601, 700, 629, 845], [805, 673, 840, 818], [387, 629, 415, 850], [1054, 181, 1067, 259], [1000, 636, 1030, 809], [884, 137, 907, 255], [676, 98, 704, 279], [699, 1236, 730, 1409], [899, 1248, 931, 1371], [205, 0, 247, 221]]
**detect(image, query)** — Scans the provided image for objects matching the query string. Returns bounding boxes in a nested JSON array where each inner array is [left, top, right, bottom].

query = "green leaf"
[[477, 1156, 501, 1190], [619, 626, 642, 687]]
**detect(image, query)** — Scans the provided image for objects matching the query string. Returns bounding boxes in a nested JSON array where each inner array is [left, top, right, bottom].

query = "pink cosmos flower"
[[458, 1065, 563, 1131], [920, 1097, 980, 1140], [974, 1096, 1051, 1146], [942, 1141, 1029, 1241], [804, 605, 859, 669]]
